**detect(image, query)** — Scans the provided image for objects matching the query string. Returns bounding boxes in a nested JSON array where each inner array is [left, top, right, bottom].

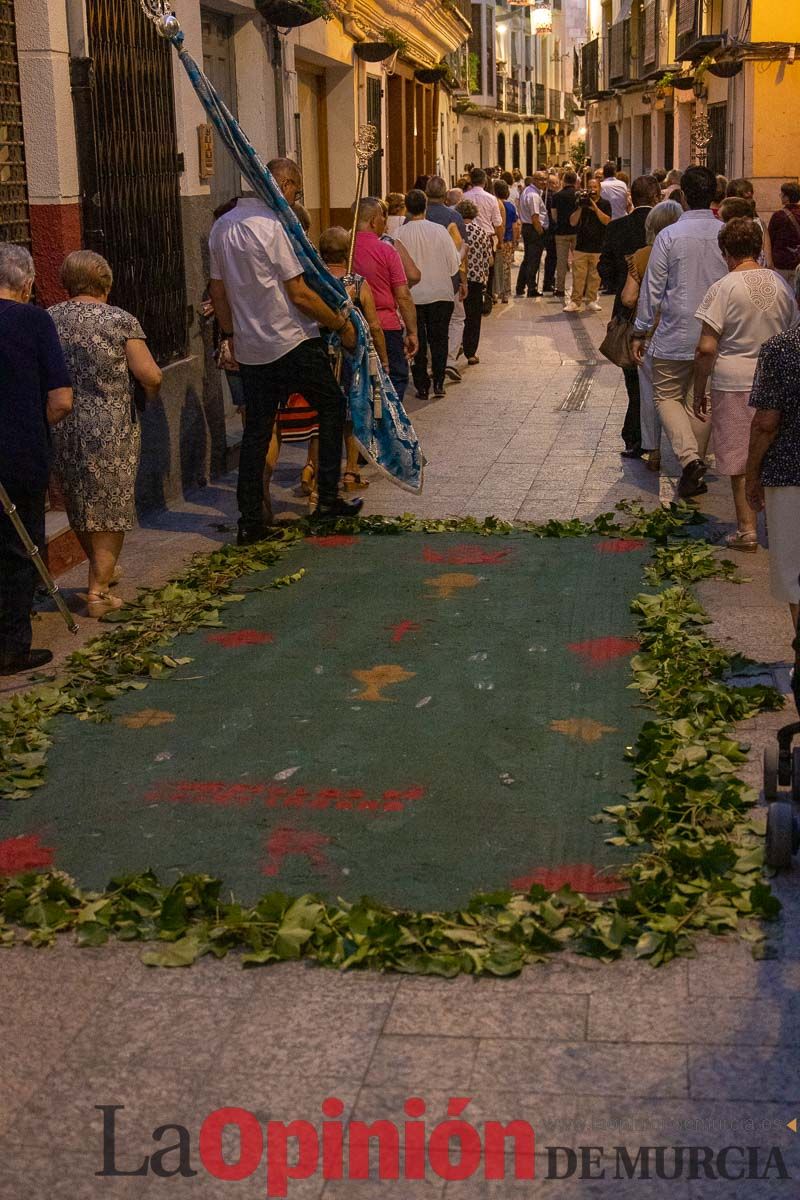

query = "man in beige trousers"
[[631, 166, 727, 499]]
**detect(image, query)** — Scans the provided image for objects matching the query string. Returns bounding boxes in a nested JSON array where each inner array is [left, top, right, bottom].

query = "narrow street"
[[2, 291, 800, 1198]]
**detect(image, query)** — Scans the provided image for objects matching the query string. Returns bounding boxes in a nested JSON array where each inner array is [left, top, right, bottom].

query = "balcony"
[[608, 17, 636, 87], [639, 0, 660, 78], [534, 81, 546, 114], [581, 37, 600, 100], [549, 88, 561, 120], [675, 0, 724, 63]]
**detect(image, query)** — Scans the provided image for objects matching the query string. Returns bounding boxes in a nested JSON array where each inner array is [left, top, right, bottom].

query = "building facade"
[[458, 0, 583, 174], [0, 0, 469, 524], [579, 0, 800, 210]]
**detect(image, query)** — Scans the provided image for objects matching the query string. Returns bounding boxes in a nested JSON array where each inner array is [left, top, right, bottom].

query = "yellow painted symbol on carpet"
[[352, 665, 416, 702], [550, 718, 618, 744], [788, 1119, 798, 1133], [118, 709, 176, 729], [425, 572, 480, 600]]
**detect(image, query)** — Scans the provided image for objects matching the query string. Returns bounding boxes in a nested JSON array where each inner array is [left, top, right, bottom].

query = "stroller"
[[764, 634, 800, 868]]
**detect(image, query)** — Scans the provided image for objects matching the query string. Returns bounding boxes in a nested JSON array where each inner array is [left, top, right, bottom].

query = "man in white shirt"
[[632, 166, 728, 499], [394, 188, 461, 399], [208, 158, 362, 542], [516, 175, 546, 297], [464, 167, 504, 242], [600, 162, 630, 220]]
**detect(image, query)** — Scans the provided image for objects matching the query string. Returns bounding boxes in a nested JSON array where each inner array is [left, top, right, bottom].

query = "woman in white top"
[[693, 217, 799, 550]]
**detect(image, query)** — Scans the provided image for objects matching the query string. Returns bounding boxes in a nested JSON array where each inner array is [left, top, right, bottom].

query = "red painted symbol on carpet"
[[0, 834, 54, 875], [145, 780, 425, 816], [567, 636, 639, 667], [307, 535, 356, 548], [422, 544, 511, 566], [511, 864, 626, 895], [207, 630, 275, 648], [596, 539, 647, 555], [387, 619, 422, 644], [262, 827, 332, 876]]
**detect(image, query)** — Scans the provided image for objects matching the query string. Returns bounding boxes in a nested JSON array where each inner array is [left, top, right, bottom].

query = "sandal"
[[87, 590, 124, 618], [342, 472, 369, 492], [725, 530, 758, 553], [300, 463, 316, 496]]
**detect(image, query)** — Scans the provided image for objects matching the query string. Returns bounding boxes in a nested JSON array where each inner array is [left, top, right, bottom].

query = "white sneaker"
[[563, 301, 582, 313], [586, 301, 602, 312]]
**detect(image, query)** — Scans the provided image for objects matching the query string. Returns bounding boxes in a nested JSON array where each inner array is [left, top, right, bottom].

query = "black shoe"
[[433, 382, 446, 398], [677, 459, 707, 499], [0, 649, 54, 677], [528, 289, 541, 297], [620, 445, 644, 459], [312, 497, 365, 520], [237, 522, 269, 546]]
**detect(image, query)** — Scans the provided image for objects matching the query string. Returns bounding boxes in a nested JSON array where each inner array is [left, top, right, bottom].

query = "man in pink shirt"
[[353, 198, 419, 400]]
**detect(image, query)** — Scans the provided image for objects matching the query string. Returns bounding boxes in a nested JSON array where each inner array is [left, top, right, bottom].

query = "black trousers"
[[516, 224, 545, 295], [621, 366, 642, 451], [541, 228, 557, 291], [0, 485, 45, 664], [463, 281, 485, 359], [412, 301, 453, 394], [237, 338, 345, 527]]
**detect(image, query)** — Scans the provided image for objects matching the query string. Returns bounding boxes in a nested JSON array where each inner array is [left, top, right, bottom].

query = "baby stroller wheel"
[[765, 801, 796, 870], [793, 748, 800, 805], [763, 744, 779, 802]]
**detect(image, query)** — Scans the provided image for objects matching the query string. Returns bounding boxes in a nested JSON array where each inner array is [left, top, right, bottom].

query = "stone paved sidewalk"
[[2, 289, 799, 1198]]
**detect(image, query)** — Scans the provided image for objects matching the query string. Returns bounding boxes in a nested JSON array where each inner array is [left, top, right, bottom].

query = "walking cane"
[[0, 481, 79, 634]]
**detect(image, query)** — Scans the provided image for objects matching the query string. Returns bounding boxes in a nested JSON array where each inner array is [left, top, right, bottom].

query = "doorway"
[[295, 65, 329, 242], [201, 9, 240, 211]]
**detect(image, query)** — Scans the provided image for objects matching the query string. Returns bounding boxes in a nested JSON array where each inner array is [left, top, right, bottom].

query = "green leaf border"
[[0, 502, 784, 970]]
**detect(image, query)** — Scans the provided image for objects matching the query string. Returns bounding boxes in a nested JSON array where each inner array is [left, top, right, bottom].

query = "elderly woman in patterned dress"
[[50, 252, 162, 617], [692, 219, 799, 551]]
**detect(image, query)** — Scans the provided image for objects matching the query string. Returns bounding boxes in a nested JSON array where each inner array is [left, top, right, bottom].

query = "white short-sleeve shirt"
[[393, 219, 462, 305], [695, 269, 800, 391], [208, 198, 318, 365]]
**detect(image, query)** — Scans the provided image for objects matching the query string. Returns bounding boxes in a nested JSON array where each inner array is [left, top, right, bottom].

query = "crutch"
[[0, 481, 78, 634]]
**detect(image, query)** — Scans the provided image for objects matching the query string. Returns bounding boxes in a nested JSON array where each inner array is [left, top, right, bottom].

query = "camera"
[[578, 191, 593, 207]]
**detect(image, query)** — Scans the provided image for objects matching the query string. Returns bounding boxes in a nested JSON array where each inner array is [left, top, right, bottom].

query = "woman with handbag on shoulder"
[[49, 251, 162, 616]]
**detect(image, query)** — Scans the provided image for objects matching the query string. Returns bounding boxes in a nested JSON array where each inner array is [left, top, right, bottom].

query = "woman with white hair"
[[621, 199, 683, 471], [0, 243, 72, 675], [49, 251, 162, 616]]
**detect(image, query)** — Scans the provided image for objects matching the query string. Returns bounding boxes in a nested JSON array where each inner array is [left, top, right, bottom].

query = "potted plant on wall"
[[672, 73, 696, 91], [354, 26, 409, 63], [415, 63, 451, 85], [255, 0, 332, 30], [654, 70, 676, 109]]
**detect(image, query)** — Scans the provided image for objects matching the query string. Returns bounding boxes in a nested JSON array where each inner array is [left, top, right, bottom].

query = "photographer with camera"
[[563, 177, 612, 314]]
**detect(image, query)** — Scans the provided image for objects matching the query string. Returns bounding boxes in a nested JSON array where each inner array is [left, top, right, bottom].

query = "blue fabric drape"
[[168, 30, 424, 492]]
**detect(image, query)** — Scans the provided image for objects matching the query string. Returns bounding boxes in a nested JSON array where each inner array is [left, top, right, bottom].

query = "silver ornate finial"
[[354, 124, 379, 171], [139, 0, 182, 38]]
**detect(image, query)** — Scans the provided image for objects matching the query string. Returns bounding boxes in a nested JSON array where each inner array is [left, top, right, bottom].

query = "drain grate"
[[559, 318, 602, 412]]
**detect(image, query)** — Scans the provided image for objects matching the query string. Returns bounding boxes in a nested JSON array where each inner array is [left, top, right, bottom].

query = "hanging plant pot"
[[673, 75, 696, 91], [255, 0, 322, 27], [354, 41, 395, 62], [415, 65, 449, 84], [708, 61, 742, 78]]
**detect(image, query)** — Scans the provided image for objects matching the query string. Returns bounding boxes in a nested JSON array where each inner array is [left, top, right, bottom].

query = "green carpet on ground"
[[1, 532, 651, 910]]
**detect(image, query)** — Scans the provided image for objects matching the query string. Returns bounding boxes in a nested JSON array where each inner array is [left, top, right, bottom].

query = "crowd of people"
[[2, 152, 800, 679]]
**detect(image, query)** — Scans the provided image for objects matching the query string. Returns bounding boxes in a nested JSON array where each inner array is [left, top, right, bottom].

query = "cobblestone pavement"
[[2, 285, 800, 1197]]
